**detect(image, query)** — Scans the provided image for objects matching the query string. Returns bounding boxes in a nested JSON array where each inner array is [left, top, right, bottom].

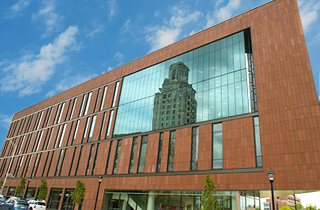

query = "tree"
[[0, 179, 3, 189], [305, 204, 317, 210], [280, 206, 293, 210], [71, 180, 85, 207], [296, 204, 303, 210], [200, 174, 216, 210], [15, 177, 26, 197], [38, 178, 48, 201]]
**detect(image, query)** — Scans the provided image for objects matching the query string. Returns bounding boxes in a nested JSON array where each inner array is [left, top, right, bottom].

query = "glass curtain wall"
[[114, 29, 256, 137], [101, 190, 240, 210]]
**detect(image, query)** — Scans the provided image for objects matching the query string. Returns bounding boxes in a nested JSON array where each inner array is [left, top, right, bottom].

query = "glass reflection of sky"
[[114, 30, 254, 137]]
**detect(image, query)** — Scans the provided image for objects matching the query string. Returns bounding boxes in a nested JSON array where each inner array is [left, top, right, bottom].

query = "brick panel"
[[144, 133, 160, 173], [173, 127, 192, 172], [198, 124, 212, 170]]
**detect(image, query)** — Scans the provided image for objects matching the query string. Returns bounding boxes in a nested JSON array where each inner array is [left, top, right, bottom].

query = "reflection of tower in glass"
[[152, 62, 197, 130]]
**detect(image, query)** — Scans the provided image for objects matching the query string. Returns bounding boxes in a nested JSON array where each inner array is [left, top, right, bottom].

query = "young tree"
[[38, 178, 48, 201], [280, 206, 293, 210], [305, 204, 317, 210], [200, 174, 216, 210], [71, 180, 85, 208], [15, 177, 26, 197]]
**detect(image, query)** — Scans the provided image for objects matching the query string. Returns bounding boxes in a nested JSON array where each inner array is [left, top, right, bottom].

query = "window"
[[86, 144, 95, 175], [128, 137, 138, 173], [191, 127, 199, 170], [105, 141, 113, 174], [55, 149, 64, 176], [167, 131, 176, 172], [71, 120, 80, 145], [82, 117, 91, 143], [100, 86, 108, 111], [253, 117, 262, 167], [84, 92, 92, 116], [79, 94, 87, 117], [69, 98, 77, 120], [35, 130, 44, 151], [57, 102, 65, 124], [87, 115, 97, 142], [91, 143, 100, 175], [53, 104, 61, 125], [45, 108, 52, 127], [106, 110, 114, 139], [212, 123, 223, 169], [112, 82, 119, 107], [65, 122, 74, 146], [57, 124, 67, 148], [24, 154, 33, 177], [75, 146, 83, 176], [94, 89, 101, 113], [99, 112, 107, 140], [58, 149, 67, 176], [68, 148, 77, 176], [138, 136, 148, 173], [31, 153, 40, 177], [45, 128, 54, 150], [113, 140, 122, 174], [46, 151, 55, 177], [41, 153, 49, 177], [53, 125, 62, 148], [63, 100, 72, 122]]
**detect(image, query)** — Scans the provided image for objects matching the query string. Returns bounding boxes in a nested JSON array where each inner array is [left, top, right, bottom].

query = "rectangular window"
[[41, 108, 49, 128], [45, 108, 52, 127], [65, 122, 74, 146], [15, 156, 24, 177], [253, 117, 262, 167], [53, 125, 62, 148], [64, 99, 72, 122], [24, 154, 33, 177], [41, 153, 49, 177], [71, 120, 80, 145], [82, 117, 91, 143], [45, 128, 54, 150], [53, 104, 61, 125], [99, 112, 107, 140], [69, 98, 77, 120], [57, 102, 65, 124], [58, 149, 67, 176], [100, 86, 108, 111], [91, 143, 100, 175], [112, 82, 119, 107], [34, 153, 42, 177], [46, 151, 55, 177], [212, 123, 223, 169], [106, 110, 114, 139], [31, 132, 40, 152], [113, 140, 122, 174], [32, 112, 41, 131], [138, 136, 148, 173], [105, 141, 113, 174], [94, 89, 101, 113], [57, 124, 67, 148], [128, 137, 138, 173], [87, 115, 97, 142], [84, 92, 92, 116], [75, 146, 83, 176], [54, 149, 64, 176], [35, 130, 44, 151], [167, 131, 176, 172], [21, 155, 29, 177], [191, 127, 199, 170], [30, 153, 40, 177], [68, 148, 77, 176], [86, 144, 95, 175], [79, 94, 87, 117]]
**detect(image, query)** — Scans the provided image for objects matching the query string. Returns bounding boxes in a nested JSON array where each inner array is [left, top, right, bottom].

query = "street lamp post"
[[23, 176, 31, 199], [268, 169, 275, 210], [94, 175, 103, 210], [1, 140, 17, 196]]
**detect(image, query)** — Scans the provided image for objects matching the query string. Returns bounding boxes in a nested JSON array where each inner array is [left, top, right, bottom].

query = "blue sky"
[[0, 0, 320, 204]]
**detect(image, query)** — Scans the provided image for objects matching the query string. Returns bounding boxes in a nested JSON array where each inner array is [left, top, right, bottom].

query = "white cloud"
[[145, 3, 203, 53], [154, 10, 161, 17], [108, 0, 117, 21], [114, 52, 124, 61], [32, 0, 63, 37], [45, 74, 96, 97], [5, 0, 31, 19], [205, 12, 216, 29], [298, 0, 320, 33], [215, 0, 241, 23], [107, 66, 113, 72], [0, 113, 12, 129], [86, 20, 105, 37], [0, 26, 79, 97], [120, 19, 131, 34]]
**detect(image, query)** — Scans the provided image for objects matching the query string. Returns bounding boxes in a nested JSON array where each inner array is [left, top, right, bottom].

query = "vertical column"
[[236, 191, 240, 210], [147, 191, 155, 210]]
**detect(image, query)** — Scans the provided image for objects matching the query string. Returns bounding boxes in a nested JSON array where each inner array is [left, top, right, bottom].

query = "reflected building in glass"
[[152, 62, 197, 130], [1, 0, 319, 209]]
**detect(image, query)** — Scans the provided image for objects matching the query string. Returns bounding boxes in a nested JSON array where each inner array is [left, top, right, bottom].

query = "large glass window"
[[213, 123, 223, 169], [48, 188, 63, 210], [156, 133, 163, 172], [191, 127, 199, 170], [114, 29, 256, 137], [62, 189, 75, 210], [167, 131, 176, 172], [128, 137, 138, 173], [113, 140, 122, 174], [138, 136, 148, 173], [253, 117, 262, 167]]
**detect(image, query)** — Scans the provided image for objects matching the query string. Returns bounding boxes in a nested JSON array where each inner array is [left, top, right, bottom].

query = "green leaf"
[[71, 180, 86, 205]]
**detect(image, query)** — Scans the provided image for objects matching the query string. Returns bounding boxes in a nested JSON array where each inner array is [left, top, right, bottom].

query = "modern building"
[[0, 0, 319, 209], [265, 195, 301, 210]]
